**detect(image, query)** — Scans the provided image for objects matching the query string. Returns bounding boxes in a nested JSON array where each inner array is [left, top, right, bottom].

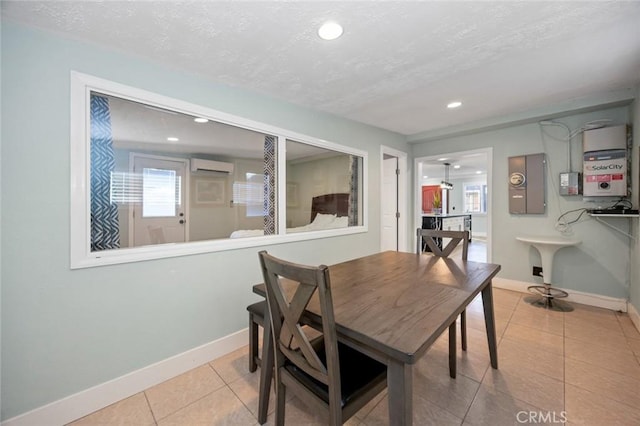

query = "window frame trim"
[[70, 71, 368, 269]]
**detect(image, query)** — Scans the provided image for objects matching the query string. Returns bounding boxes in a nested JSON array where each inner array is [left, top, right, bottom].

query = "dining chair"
[[248, 301, 319, 373], [247, 300, 266, 372], [258, 250, 387, 426], [417, 228, 470, 378]]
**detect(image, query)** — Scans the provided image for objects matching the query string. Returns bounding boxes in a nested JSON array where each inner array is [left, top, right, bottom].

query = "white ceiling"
[[3, 1, 640, 139]]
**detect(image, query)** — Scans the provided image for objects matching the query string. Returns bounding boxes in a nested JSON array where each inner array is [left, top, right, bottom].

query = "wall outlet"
[[532, 266, 543, 277]]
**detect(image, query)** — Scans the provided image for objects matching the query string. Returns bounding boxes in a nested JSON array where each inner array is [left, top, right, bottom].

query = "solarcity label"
[[586, 164, 624, 171]]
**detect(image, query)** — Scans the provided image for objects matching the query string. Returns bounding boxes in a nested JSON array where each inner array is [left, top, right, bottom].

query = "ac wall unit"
[[190, 158, 234, 174]]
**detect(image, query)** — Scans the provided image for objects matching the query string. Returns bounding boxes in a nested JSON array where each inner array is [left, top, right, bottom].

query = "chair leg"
[[275, 378, 286, 426], [448, 322, 457, 378], [258, 318, 273, 424], [460, 310, 467, 351], [249, 313, 258, 372]]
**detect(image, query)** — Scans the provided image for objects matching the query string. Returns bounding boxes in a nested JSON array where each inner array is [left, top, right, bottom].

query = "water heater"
[[582, 125, 628, 197]]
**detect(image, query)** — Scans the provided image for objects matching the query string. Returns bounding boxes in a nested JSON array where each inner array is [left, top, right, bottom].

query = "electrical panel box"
[[559, 172, 582, 196], [508, 153, 546, 214], [583, 125, 628, 197]]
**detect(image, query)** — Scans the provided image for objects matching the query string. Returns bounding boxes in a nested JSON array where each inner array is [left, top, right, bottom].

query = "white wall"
[[0, 21, 408, 420], [413, 105, 633, 300]]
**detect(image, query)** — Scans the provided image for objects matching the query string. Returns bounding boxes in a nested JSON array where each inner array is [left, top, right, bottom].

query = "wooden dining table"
[[253, 250, 501, 426]]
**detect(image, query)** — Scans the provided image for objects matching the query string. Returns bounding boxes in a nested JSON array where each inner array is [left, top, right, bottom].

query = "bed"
[[230, 193, 350, 238]]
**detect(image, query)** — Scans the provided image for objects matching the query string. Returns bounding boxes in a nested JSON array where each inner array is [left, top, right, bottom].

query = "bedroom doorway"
[[381, 146, 408, 252]]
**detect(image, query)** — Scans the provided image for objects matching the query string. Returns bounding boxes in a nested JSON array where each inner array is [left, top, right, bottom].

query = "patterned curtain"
[[348, 155, 360, 226], [90, 94, 120, 251], [263, 135, 276, 235]]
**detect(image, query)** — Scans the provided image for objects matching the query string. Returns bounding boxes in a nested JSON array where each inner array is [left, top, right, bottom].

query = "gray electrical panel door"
[[508, 153, 546, 214]]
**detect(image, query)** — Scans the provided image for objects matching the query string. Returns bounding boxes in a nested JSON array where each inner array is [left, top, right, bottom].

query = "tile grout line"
[[74, 292, 640, 425], [564, 310, 640, 416], [142, 391, 159, 426], [225, 374, 262, 424], [208, 359, 266, 424], [148, 363, 232, 424], [459, 292, 520, 424]]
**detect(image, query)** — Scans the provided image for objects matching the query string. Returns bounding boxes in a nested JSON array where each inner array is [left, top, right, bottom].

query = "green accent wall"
[[413, 106, 634, 299], [0, 21, 407, 420]]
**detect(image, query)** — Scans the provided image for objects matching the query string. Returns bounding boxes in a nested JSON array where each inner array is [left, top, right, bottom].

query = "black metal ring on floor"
[[527, 285, 569, 299]]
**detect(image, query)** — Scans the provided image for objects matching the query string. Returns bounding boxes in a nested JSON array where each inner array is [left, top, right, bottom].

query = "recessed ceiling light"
[[476, 170, 482, 174], [167, 137, 179, 142], [423, 175, 429, 179], [447, 101, 462, 109], [437, 157, 448, 161], [453, 165, 461, 169], [194, 117, 209, 123], [318, 21, 343, 40]]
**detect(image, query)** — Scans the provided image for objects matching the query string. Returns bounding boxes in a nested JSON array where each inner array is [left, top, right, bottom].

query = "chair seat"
[[284, 340, 387, 408], [247, 301, 267, 373], [247, 301, 266, 323]]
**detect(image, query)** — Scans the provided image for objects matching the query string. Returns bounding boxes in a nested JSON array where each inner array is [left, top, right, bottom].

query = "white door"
[[132, 156, 188, 247], [381, 156, 398, 251]]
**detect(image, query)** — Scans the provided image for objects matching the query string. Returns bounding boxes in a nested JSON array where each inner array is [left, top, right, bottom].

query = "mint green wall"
[[413, 106, 633, 300], [0, 22, 407, 420]]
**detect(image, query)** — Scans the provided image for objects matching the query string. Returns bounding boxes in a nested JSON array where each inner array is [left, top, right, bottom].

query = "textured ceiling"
[[3, 1, 640, 137]]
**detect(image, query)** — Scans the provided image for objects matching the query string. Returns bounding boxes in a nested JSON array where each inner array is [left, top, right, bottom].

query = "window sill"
[[71, 226, 367, 269]]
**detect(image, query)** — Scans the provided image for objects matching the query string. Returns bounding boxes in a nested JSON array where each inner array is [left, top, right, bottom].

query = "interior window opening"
[[72, 72, 367, 267], [285, 139, 363, 232]]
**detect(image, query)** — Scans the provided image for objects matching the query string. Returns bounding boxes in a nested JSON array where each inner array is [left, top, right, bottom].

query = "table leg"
[[481, 282, 499, 369], [387, 360, 413, 426], [257, 310, 273, 424], [448, 322, 456, 378]]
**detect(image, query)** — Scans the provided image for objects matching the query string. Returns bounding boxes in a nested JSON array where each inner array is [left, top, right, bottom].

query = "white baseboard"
[[492, 277, 628, 312], [2, 328, 249, 426], [3, 282, 635, 426], [629, 303, 640, 334]]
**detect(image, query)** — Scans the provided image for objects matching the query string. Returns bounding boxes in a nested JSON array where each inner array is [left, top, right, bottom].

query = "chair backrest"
[[417, 228, 469, 260], [258, 250, 341, 400]]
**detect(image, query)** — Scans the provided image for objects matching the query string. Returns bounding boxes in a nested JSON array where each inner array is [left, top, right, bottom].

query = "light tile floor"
[[69, 288, 640, 425]]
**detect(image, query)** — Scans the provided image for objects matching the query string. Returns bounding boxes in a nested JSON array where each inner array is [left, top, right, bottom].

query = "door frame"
[[414, 147, 493, 262], [380, 146, 409, 252], [128, 153, 191, 247]]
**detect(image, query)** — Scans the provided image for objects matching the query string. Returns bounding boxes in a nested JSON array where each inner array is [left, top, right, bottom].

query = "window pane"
[[90, 91, 273, 247], [84, 85, 360, 262], [232, 173, 265, 217], [110, 171, 142, 204], [463, 182, 487, 213], [75, 76, 367, 266], [285, 139, 363, 232], [142, 168, 178, 217]]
